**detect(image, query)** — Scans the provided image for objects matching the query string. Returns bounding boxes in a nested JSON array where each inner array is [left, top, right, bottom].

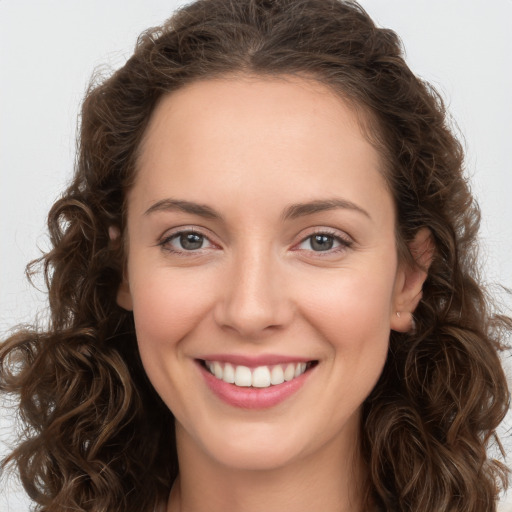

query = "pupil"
[[180, 233, 203, 250], [311, 234, 333, 251]]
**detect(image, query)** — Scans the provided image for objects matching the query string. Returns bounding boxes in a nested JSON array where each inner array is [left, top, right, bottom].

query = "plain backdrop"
[[1, 1, 511, 510]]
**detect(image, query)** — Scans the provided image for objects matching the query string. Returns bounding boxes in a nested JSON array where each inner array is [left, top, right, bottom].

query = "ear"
[[117, 277, 134, 311], [109, 226, 133, 311], [390, 228, 434, 332]]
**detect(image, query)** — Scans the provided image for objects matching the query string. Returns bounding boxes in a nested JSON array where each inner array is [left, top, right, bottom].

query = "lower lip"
[[198, 361, 314, 409]]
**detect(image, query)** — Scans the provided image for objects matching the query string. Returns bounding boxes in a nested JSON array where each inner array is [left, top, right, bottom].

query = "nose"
[[213, 246, 294, 339]]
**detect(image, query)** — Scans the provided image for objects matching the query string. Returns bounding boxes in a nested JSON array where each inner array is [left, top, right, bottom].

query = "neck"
[[167, 422, 366, 512]]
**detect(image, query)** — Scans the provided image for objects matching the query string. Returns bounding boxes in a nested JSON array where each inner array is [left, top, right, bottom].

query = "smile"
[[197, 357, 318, 409], [204, 360, 314, 388]]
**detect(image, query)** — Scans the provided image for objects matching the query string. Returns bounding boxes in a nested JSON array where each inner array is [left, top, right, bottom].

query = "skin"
[[117, 75, 430, 512]]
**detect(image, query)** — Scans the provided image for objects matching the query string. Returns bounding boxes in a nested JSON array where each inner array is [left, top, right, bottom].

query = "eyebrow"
[[144, 199, 221, 219], [144, 197, 371, 221], [282, 198, 371, 221]]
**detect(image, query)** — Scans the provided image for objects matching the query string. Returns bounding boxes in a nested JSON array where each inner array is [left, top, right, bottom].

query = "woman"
[[1, 0, 510, 511]]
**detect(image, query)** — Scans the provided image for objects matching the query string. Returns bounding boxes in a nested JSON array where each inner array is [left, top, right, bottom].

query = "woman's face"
[[119, 76, 416, 471]]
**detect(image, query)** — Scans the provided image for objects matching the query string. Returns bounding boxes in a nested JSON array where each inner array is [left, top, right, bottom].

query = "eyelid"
[[156, 225, 353, 255], [291, 227, 354, 254], [157, 225, 220, 253]]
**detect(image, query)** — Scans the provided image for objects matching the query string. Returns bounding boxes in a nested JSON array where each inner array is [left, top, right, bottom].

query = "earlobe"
[[391, 228, 434, 332]]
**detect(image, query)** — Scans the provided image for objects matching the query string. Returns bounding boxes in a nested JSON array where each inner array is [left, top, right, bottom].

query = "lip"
[[199, 353, 312, 368], [196, 358, 316, 409]]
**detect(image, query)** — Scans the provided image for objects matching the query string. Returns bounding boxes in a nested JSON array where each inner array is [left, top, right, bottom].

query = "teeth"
[[234, 365, 252, 387], [252, 366, 271, 388], [205, 360, 311, 388], [213, 361, 223, 379], [284, 363, 295, 381], [294, 362, 307, 378], [270, 365, 284, 385], [223, 363, 235, 383]]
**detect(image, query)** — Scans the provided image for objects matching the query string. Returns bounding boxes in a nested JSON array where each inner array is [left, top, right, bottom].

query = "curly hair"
[[1, 0, 510, 511]]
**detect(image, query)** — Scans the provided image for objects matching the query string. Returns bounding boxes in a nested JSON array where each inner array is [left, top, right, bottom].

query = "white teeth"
[[234, 365, 252, 387], [270, 365, 285, 385], [213, 361, 223, 379], [223, 363, 235, 383], [284, 363, 295, 381], [252, 366, 271, 388], [294, 362, 307, 377], [205, 360, 311, 388]]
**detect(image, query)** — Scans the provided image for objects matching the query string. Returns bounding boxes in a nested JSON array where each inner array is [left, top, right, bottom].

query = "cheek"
[[128, 268, 218, 413], [294, 264, 396, 361], [129, 267, 215, 350], [310, 272, 394, 405]]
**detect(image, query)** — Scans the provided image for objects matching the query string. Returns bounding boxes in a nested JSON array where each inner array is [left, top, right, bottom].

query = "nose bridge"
[[215, 240, 291, 337]]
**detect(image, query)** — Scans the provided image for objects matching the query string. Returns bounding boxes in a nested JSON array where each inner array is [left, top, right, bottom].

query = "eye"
[[296, 231, 352, 253], [161, 230, 213, 252]]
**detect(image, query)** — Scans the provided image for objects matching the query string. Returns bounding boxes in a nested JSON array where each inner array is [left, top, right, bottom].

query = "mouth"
[[198, 359, 319, 389]]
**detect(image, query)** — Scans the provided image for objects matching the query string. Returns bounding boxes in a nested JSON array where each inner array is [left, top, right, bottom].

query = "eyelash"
[[294, 229, 353, 256], [158, 228, 353, 256], [158, 228, 214, 254]]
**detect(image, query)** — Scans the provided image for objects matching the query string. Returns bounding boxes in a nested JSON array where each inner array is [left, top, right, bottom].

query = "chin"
[[189, 421, 313, 471], [209, 441, 303, 472]]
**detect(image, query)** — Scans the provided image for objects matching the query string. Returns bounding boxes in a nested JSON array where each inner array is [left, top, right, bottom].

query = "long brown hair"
[[1, 1, 510, 511]]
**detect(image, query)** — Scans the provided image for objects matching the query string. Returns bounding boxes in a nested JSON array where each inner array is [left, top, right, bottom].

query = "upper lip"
[[198, 353, 315, 367]]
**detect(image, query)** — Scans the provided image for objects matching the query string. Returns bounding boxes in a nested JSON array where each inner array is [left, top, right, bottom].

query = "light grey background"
[[1, 1, 511, 509]]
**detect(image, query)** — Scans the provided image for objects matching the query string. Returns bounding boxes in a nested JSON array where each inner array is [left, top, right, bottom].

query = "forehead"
[[138, 75, 381, 162], [131, 75, 392, 223]]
